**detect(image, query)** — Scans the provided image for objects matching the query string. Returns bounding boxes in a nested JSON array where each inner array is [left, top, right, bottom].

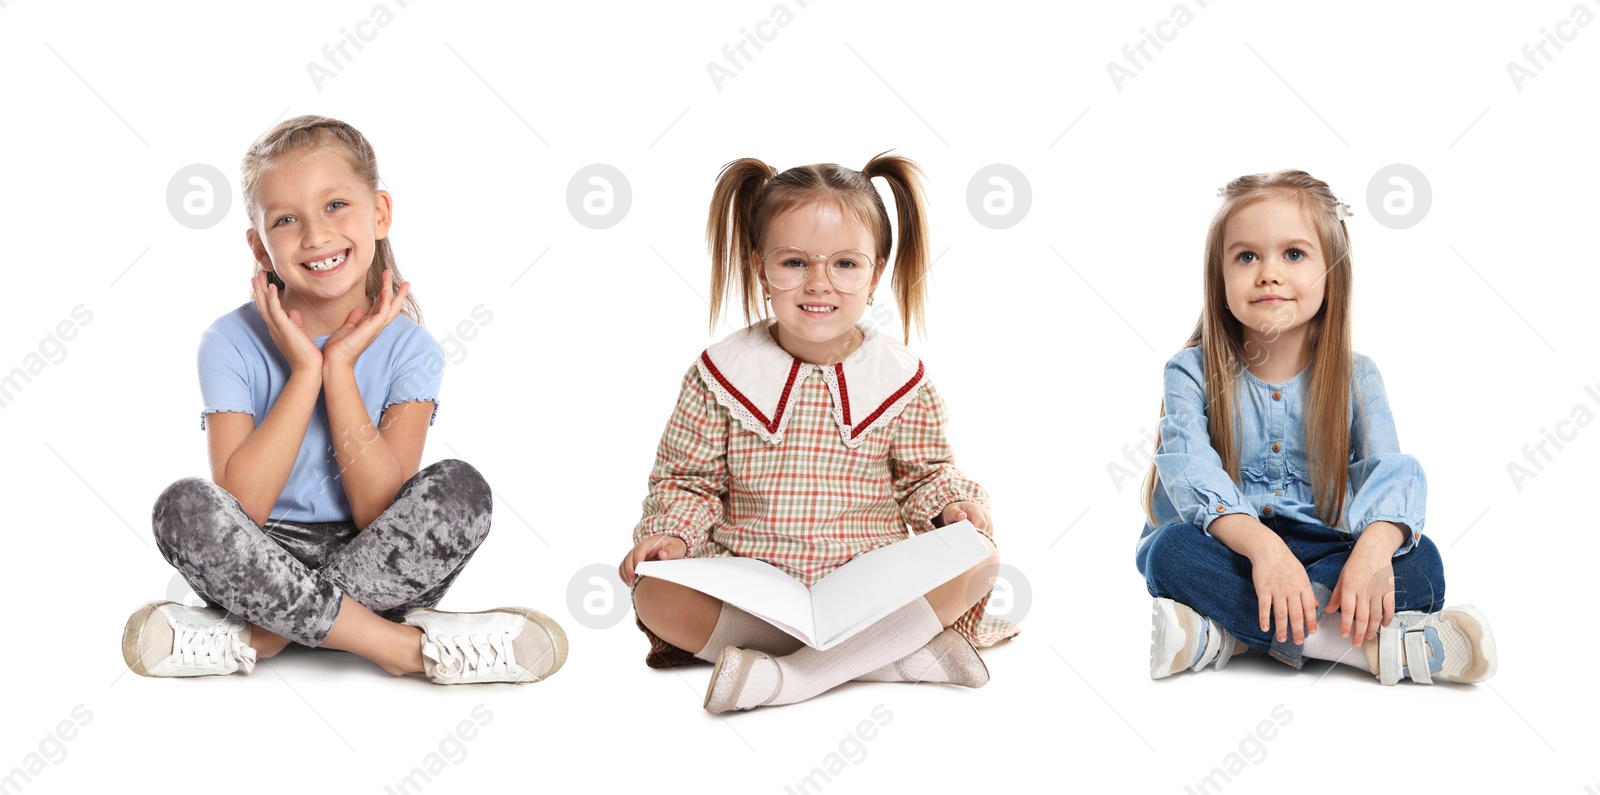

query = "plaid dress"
[[631, 320, 1019, 667]]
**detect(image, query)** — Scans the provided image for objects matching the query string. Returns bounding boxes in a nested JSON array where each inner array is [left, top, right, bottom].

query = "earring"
[[763, 293, 771, 302], [866, 294, 875, 306]]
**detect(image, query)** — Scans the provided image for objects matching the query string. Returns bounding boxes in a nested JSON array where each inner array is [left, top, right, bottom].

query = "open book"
[[634, 521, 992, 650]]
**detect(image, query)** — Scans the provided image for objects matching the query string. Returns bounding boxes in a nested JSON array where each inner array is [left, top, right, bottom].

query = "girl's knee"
[[419, 458, 487, 492], [633, 577, 682, 618], [631, 577, 689, 642], [1396, 534, 1447, 609], [959, 548, 1001, 608], [1143, 521, 1242, 598], [399, 459, 492, 548], [151, 478, 235, 555], [1397, 533, 1444, 581], [1145, 522, 1206, 575], [634, 578, 719, 636], [154, 476, 221, 512], [1408, 533, 1442, 566], [420, 457, 485, 487], [412, 458, 493, 529]]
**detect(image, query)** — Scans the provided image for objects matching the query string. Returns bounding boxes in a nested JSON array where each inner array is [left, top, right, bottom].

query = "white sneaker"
[[1150, 598, 1236, 679], [403, 607, 568, 684], [1376, 605, 1496, 685], [122, 601, 257, 678]]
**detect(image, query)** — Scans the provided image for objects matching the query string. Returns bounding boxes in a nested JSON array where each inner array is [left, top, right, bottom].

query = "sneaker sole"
[[1439, 604, 1496, 683], [121, 600, 172, 678], [506, 607, 569, 682], [1150, 598, 1186, 680]]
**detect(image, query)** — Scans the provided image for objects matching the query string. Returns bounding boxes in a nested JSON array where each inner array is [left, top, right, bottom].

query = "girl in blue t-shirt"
[[1137, 170, 1496, 685], [121, 115, 566, 685]]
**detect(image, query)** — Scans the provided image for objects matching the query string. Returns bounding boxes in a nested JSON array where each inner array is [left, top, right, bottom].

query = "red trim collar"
[[695, 321, 926, 447], [700, 352, 802, 434]]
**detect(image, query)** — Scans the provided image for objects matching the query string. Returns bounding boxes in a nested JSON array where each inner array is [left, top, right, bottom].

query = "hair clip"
[[1334, 202, 1353, 221], [1216, 187, 1227, 197]]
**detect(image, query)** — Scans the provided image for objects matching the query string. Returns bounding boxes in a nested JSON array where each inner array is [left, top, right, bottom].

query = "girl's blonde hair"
[[706, 153, 930, 343], [240, 114, 421, 323], [1142, 169, 1360, 529]]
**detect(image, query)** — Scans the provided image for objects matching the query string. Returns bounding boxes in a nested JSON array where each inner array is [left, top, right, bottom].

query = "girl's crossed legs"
[[1141, 518, 1445, 668], [148, 458, 492, 675], [633, 536, 1002, 711]]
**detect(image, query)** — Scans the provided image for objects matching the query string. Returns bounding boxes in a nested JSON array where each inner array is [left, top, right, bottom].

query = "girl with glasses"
[[618, 154, 1017, 712]]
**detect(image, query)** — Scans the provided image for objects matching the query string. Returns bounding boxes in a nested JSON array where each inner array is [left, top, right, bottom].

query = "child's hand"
[[619, 535, 688, 587], [1326, 547, 1396, 647], [1248, 541, 1319, 645], [323, 269, 410, 371], [941, 501, 991, 532], [252, 271, 323, 375]]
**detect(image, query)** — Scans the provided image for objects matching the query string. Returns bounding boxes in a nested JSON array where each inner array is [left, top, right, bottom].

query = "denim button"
[[1271, 442, 1282, 453], [1272, 391, 1282, 400], [1216, 504, 1226, 513], [1263, 505, 1274, 516]]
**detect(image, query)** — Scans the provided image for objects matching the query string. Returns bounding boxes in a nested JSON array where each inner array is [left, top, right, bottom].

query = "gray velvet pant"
[[152, 459, 492, 647]]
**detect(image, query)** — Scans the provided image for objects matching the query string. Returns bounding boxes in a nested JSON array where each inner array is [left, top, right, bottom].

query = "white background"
[[2, 1, 1596, 792]]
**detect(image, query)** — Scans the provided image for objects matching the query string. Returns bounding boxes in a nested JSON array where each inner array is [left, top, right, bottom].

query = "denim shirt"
[[1138, 345, 1425, 562]]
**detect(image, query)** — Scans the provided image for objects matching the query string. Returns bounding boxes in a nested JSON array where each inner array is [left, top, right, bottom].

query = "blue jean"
[[1137, 516, 1445, 668]]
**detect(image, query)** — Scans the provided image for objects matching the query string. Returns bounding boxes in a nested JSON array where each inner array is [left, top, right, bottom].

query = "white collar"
[[697, 320, 926, 448]]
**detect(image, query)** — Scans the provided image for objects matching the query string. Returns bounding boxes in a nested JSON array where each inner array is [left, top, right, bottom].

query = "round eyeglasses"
[[761, 247, 875, 293]]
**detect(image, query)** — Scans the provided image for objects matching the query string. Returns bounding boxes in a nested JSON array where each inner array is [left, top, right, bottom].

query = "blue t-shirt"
[[197, 302, 443, 523], [1137, 345, 1426, 571]]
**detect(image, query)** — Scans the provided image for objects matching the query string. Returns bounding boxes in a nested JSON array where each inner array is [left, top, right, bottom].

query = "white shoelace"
[[421, 632, 519, 682], [173, 623, 257, 673]]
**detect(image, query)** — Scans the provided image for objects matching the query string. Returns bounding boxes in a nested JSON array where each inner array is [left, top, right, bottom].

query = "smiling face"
[[1221, 196, 1328, 354], [246, 147, 391, 313], [756, 199, 884, 365]]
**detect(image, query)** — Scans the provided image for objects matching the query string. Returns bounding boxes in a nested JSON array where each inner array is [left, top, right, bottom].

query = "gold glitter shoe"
[[703, 646, 780, 714], [921, 629, 990, 687]]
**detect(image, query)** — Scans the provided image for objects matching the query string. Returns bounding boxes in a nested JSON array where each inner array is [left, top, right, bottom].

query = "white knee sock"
[[852, 645, 951, 683], [693, 603, 805, 661], [734, 598, 943, 709], [697, 602, 957, 684]]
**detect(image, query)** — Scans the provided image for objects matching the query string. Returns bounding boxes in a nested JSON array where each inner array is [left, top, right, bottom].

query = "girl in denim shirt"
[[1136, 170, 1496, 686]]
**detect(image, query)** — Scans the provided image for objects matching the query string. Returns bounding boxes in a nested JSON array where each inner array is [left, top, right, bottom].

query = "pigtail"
[[861, 152, 929, 343], [706, 158, 777, 335]]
